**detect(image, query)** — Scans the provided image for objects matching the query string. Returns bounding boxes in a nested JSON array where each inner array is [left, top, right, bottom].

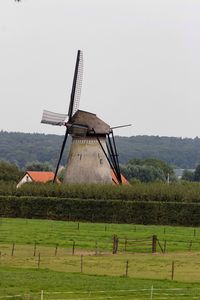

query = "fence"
[[0, 240, 200, 282], [2, 288, 200, 300]]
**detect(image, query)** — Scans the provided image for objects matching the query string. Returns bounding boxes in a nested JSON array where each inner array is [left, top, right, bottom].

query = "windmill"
[[41, 50, 128, 184]]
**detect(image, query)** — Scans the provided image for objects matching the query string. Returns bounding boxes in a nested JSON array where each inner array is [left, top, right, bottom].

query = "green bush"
[[2, 181, 200, 203], [1, 196, 200, 226]]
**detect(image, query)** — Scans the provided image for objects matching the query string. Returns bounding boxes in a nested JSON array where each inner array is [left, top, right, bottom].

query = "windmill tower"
[[41, 50, 127, 184]]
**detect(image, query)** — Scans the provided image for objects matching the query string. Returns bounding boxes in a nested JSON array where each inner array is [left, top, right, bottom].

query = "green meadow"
[[1, 218, 200, 299]]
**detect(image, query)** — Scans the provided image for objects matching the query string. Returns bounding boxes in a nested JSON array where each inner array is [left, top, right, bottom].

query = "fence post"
[[164, 240, 167, 253], [124, 237, 127, 252], [80, 255, 83, 273], [95, 241, 98, 255], [112, 235, 118, 254], [189, 240, 193, 251], [152, 235, 157, 253], [38, 252, 41, 268], [41, 290, 44, 300], [11, 242, 15, 256], [55, 244, 58, 256], [72, 240, 75, 255], [33, 241, 37, 256], [171, 261, 175, 280], [125, 260, 129, 277], [77, 222, 80, 230], [150, 285, 154, 300]]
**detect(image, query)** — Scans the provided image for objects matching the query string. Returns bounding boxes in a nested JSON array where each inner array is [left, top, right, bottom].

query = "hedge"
[[1, 196, 200, 226], [2, 181, 200, 203]]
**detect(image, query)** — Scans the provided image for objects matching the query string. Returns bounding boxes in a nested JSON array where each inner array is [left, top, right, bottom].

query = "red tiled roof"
[[27, 171, 56, 183], [111, 170, 129, 185]]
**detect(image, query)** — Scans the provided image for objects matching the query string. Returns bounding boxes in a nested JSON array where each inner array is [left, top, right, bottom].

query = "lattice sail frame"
[[71, 50, 83, 117], [41, 50, 83, 126]]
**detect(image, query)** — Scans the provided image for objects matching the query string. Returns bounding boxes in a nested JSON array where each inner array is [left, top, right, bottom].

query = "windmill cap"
[[67, 110, 110, 135]]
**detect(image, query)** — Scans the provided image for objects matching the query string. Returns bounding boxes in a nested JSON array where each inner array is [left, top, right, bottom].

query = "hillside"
[[1, 131, 200, 169]]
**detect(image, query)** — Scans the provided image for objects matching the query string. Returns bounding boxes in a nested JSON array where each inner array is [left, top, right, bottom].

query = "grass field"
[[1, 218, 200, 252], [1, 218, 200, 299]]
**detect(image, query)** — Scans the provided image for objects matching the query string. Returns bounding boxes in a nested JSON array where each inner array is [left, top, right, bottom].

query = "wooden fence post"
[[171, 261, 175, 280], [11, 242, 15, 256], [125, 260, 129, 277], [112, 235, 118, 254], [189, 240, 193, 251], [152, 235, 157, 253], [77, 222, 80, 230], [33, 241, 37, 256], [163, 240, 167, 253], [95, 241, 98, 255], [72, 240, 75, 255], [38, 252, 41, 268], [124, 237, 127, 252], [55, 244, 58, 256], [80, 255, 83, 273]]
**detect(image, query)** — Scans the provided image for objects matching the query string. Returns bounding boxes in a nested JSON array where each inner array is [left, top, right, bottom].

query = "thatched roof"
[[68, 110, 110, 135]]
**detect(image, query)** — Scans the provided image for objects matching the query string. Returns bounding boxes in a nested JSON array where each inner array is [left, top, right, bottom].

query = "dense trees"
[[2, 131, 200, 183], [182, 170, 194, 181], [0, 160, 22, 182], [121, 158, 175, 183], [1, 131, 200, 169], [0, 131, 70, 168], [181, 164, 200, 182], [115, 135, 200, 167], [25, 161, 53, 171]]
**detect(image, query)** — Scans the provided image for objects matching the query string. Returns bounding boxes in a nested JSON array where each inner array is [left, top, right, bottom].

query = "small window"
[[78, 154, 82, 160], [100, 159, 103, 165]]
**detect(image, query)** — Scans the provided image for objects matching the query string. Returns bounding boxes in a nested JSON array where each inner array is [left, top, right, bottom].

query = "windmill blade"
[[111, 124, 132, 130], [68, 50, 83, 119], [41, 110, 68, 126], [53, 128, 69, 182]]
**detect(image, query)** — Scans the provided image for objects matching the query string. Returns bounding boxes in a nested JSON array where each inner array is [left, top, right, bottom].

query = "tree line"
[[2, 131, 200, 169], [2, 157, 200, 184]]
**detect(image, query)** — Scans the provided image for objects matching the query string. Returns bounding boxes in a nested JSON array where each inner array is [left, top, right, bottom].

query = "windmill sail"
[[68, 50, 83, 119], [41, 110, 68, 126], [53, 50, 83, 182]]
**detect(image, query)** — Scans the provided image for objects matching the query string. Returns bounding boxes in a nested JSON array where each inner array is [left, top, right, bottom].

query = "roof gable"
[[27, 171, 55, 183]]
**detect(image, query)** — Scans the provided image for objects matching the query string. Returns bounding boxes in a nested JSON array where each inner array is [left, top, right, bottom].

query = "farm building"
[[16, 171, 59, 188]]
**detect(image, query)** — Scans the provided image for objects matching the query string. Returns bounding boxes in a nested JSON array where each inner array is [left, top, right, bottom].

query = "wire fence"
[[2, 287, 200, 300]]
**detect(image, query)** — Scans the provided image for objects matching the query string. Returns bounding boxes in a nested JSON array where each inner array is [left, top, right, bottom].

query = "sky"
[[0, 0, 200, 138]]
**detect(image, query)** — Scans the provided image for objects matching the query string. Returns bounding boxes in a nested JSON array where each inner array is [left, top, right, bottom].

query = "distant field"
[[1, 218, 200, 299]]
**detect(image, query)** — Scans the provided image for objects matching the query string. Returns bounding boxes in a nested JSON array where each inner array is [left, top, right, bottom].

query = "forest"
[[1, 131, 200, 169]]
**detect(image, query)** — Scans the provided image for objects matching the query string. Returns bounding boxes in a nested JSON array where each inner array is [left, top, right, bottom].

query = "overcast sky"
[[0, 0, 200, 137]]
